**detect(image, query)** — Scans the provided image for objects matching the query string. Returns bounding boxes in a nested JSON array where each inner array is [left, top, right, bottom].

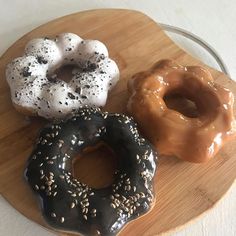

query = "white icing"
[[25, 38, 62, 72], [56, 33, 82, 63], [6, 33, 120, 119]]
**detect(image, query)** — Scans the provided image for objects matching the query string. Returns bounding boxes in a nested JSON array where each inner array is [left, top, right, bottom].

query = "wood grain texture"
[[0, 9, 236, 236]]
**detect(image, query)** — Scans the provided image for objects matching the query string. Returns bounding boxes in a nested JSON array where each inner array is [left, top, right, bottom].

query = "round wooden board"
[[0, 9, 236, 236]]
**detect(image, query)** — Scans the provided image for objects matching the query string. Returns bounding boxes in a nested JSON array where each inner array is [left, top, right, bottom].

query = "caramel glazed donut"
[[6, 33, 119, 119], [25, 107, 158, 236], [128, 59, 236, 163]]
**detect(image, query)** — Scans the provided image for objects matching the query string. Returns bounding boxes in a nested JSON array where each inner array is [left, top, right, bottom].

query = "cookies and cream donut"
[[25, 107, 158, 236], [6, 33, 119, 119], [127, 59, 236, 163]]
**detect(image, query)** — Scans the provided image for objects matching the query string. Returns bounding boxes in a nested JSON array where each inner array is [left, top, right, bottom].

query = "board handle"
[[160, 23, 230, 76]]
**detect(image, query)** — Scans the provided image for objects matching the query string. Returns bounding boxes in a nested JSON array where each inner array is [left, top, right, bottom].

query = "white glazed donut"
[[6, 33, 119, 119]]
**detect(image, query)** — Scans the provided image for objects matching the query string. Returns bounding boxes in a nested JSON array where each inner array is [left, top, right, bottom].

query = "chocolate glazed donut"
[[25, 107, 158, 236]]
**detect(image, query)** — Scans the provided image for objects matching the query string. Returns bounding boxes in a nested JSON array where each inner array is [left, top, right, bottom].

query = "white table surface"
[[0, 1, 236, 235]]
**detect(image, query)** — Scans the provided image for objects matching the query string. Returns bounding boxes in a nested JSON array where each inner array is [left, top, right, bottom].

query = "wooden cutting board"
[[0, 9, 236, 236]]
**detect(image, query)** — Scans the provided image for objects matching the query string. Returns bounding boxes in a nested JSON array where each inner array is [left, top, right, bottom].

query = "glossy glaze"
[[127, 59, 236, 162], [25, 107, 158, 235]]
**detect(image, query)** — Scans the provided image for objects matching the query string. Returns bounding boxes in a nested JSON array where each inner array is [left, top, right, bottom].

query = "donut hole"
[[73, 143, 118, 189], [49, 65, 79, 83], [164, 91, 199, 118], [48, 62, 97, 83]]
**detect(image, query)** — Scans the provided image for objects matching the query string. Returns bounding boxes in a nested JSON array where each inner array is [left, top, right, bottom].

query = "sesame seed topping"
[[59, 175, 65, 179], [91, 209, 97, 214], [35, 185, 39, 190], [25, 106, 157, 232], [70, 202, 75, 209], [51, 212, 56, 217]]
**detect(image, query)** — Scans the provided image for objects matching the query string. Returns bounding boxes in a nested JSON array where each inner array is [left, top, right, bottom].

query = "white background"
[[0, 1, 236, 235]]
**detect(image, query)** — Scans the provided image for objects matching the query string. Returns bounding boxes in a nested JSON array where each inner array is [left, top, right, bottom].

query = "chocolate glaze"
[[25, 107, 158, 236]]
